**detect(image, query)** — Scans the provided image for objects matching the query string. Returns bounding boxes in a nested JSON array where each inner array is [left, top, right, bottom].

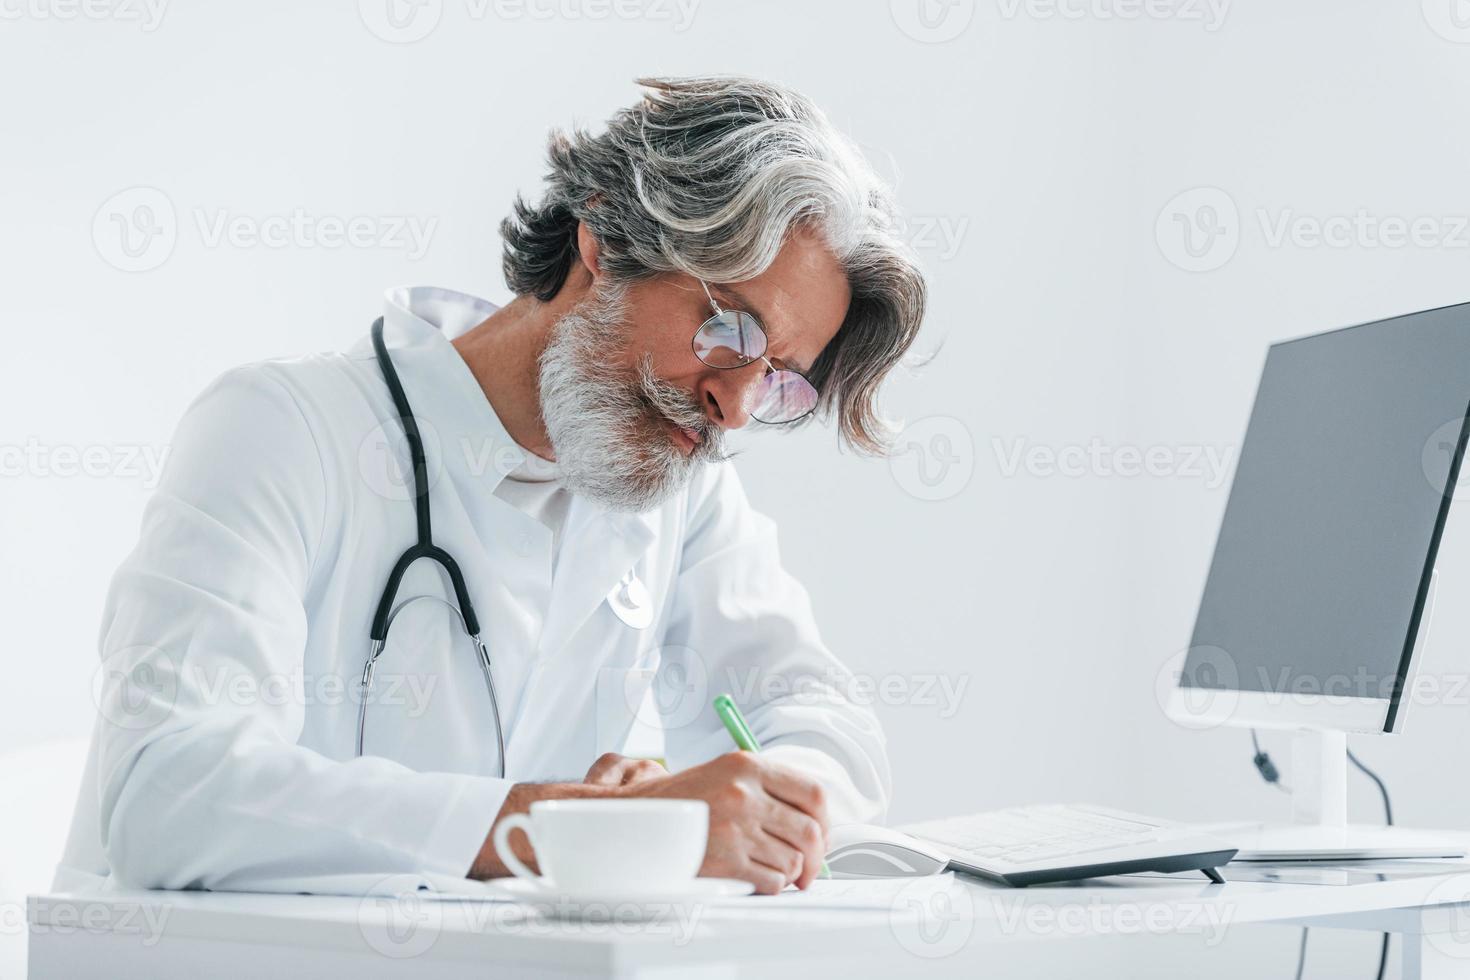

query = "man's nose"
[[700, 363, 765, 430]]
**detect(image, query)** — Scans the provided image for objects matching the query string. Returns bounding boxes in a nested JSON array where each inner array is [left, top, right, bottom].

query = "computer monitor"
[[1166, 301, 1470, 859]]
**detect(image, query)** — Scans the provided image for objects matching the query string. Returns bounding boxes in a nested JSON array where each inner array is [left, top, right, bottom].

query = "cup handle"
[[492, 813, 541, 882]]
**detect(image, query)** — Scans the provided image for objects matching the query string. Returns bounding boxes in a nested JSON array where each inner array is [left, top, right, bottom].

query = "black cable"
[[1347, 748, 1393, 826], [1250, 731, 1309, 980], [1346, 747, 1393, 980], [1250, 729, 1288, 792], [1292, 928, 1308, 980], [1250, 736, 1395, 980]]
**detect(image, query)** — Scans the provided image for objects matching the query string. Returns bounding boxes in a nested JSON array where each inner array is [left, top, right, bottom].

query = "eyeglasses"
[[691, 280, 819, 425]]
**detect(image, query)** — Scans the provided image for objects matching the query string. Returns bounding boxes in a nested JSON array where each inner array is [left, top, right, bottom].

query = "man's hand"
[[583, 752, 667, 788], [469, 752, 829, 895], [615, 752, 829, 894]]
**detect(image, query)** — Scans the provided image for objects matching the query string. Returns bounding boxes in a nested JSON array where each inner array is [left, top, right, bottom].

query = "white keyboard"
[[902, 804, 1237, 887]]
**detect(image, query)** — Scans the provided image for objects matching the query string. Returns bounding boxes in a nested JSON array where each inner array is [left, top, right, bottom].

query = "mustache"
[[634, 355, 729, 462]]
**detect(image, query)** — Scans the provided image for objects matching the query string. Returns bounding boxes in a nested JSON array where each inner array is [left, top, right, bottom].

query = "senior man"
[[58, 75, 926, 896]]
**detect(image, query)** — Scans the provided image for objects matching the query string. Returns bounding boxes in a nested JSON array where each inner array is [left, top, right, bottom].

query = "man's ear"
[[575, 221, 602, 279]]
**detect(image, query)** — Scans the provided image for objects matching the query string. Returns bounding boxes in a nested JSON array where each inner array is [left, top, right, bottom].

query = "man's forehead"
[[717, 243, 849, 372]]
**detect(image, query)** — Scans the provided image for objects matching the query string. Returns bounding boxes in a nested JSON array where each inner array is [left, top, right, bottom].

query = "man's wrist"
[[467, 780, 626, 879]]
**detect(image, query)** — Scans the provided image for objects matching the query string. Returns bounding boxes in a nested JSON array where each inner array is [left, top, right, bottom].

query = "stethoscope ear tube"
[[371, 318, 433, 547], [358, 317, 501, 775]]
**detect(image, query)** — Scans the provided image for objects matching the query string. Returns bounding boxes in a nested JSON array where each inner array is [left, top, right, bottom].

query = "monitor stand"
[[1215, 730, 1466, 861]]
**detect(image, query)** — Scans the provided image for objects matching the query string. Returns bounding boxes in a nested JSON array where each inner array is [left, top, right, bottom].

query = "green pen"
[[713, 693, 830, 878]]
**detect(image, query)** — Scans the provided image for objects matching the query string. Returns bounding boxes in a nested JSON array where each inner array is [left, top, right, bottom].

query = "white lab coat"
[[56, 285, 891, 893]]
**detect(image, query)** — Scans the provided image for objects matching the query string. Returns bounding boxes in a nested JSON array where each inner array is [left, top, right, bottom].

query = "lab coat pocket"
[[595, 654, 662, 760]]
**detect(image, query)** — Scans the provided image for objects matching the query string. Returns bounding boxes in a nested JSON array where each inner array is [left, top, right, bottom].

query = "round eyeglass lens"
[[693, 310, 766, 368], [748, 370, 818, 424]]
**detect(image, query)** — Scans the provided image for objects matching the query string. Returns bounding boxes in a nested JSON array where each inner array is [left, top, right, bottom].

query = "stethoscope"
[[356, 317, 506, 777]]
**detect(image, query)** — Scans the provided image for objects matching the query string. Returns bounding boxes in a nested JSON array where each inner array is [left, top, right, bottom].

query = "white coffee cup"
[[492, 798, 709, 892]]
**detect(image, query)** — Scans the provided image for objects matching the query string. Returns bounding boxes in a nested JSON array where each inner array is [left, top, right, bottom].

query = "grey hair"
[[501, 75, 927, 454]]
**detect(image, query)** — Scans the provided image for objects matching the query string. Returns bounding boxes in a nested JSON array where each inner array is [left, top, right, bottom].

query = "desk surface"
[[28, 861, 1470, 980]]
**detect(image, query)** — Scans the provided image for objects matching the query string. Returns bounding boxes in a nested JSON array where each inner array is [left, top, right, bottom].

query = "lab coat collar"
[[369, 285, 529, 497], [367, 285, 660, 658], [537, 495, 658, 656]]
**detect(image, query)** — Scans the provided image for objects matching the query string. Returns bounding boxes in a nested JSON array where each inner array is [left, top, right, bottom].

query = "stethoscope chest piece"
[[607, 567, 653, 629]]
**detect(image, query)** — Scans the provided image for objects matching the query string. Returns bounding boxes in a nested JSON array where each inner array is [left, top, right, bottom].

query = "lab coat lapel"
[[538, 495, 658, 658]]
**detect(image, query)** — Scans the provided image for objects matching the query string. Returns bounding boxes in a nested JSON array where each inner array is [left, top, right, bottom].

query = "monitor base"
[[1210, 822, 1467, 862]]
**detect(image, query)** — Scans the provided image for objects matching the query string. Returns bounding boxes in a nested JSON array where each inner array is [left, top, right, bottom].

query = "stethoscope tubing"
[[357, 317, 505, 777]]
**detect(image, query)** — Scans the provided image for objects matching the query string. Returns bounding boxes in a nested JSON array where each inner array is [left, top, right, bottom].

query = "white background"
[[6, 0, 1470, 976]]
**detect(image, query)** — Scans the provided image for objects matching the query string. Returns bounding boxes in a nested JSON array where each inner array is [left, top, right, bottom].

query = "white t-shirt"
[[492, 451, 572, 567]]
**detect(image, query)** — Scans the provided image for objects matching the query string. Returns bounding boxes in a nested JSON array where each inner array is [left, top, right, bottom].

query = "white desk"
[[28, 866, 1470, 980]]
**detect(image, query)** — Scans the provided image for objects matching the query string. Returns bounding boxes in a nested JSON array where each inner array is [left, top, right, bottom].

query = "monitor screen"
[[1181, 303, 1470, 725]]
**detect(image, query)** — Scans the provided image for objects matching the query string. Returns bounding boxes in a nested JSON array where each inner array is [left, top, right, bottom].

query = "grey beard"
[[538, 285, 727, 513]]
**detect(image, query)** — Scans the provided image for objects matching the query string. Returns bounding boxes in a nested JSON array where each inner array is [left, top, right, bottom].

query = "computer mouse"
[[825, 823, 950, 878]]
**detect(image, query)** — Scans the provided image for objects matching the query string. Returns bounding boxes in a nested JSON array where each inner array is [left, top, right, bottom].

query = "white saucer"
[[489, 877, 754, 912]]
